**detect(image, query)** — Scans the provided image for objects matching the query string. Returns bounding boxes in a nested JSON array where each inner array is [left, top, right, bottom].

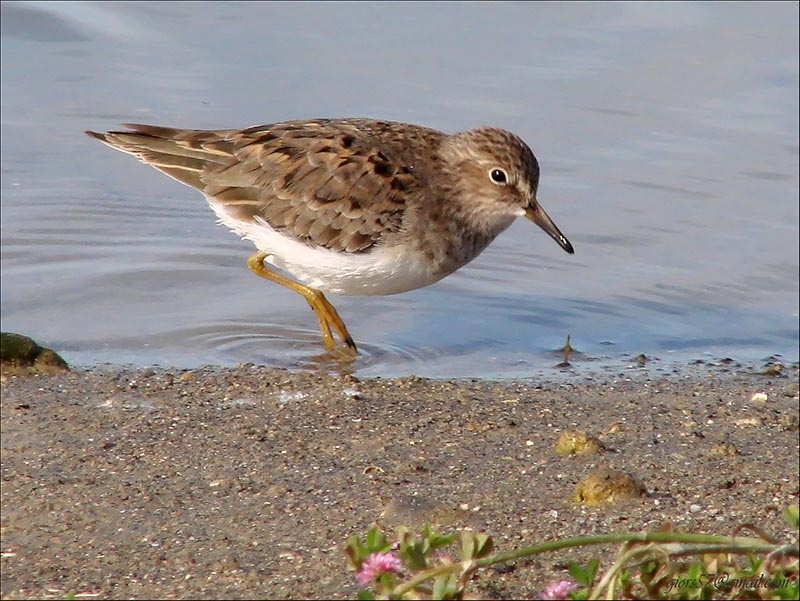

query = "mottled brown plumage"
[[86, 118, 574, 353], [88, 119, 438, 253]]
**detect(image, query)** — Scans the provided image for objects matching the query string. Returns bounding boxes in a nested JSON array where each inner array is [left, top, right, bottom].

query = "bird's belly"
[[209, 202, 445, 296], [272, 245, 444, 296]]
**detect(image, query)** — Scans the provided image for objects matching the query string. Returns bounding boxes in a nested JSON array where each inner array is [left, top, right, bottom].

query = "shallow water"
[[1, 2, 798, 378]]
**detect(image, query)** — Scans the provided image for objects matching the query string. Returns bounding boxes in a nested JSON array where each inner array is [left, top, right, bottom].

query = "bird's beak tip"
[[525, 204, 574, 255]]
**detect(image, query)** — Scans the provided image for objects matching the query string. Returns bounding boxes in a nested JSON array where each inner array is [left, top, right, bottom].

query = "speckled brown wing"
[[87, 120, 426, 253]]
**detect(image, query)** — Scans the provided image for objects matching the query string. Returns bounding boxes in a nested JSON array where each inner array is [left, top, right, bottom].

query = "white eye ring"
[[489, 168, 508, 185]]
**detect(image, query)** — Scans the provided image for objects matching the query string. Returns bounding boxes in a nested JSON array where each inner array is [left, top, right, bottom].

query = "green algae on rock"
[[0, 332, 69, 376], [574, 470, 646, 504], [555, 429, 605, 455]]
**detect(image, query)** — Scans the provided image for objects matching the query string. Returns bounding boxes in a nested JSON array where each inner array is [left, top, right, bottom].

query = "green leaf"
[[455, 529, 493, 562], [399, 539, 429, 571], [584, 559, 599, 582], [429, 533, 457, 549], [376, 572, 396, 590], [474, 533, 493, 558], [617, 568, 633, 599], [783, 504, 799, 530], [638, 559, 657, 587], [432, 573, 461, 600], [459, 531, 476, 561], [421, 526, 456, 550], [568, 561, 590, 586], [365, 526, 388, 552], [356, 589, 375, 600], [568, 559, 598, 587], [686, 561, 702, 581], [344, 534, 368, 568], [775, 579, 800, 600]]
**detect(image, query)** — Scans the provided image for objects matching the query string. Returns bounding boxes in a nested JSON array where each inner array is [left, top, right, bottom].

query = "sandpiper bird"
[[86, 119, 574, 354]]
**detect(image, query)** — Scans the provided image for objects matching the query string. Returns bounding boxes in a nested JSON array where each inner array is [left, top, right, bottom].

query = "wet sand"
[[1, 362, 798, 599]]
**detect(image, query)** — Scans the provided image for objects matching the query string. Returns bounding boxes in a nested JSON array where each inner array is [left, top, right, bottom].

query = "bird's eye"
[[489, 168, 508, 185]]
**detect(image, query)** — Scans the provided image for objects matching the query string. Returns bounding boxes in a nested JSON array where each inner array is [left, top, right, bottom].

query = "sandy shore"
[[1, 362, 798, 599]]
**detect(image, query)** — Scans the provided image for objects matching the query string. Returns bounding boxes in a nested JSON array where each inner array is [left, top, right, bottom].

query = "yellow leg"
[[246, 252, 357, 353]]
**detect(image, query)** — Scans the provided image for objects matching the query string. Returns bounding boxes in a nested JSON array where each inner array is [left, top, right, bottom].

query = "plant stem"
[[475, 532, 780, 568]]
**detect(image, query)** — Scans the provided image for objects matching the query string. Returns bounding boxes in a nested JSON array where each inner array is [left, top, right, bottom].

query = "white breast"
[[208, 200, 445, 296]]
